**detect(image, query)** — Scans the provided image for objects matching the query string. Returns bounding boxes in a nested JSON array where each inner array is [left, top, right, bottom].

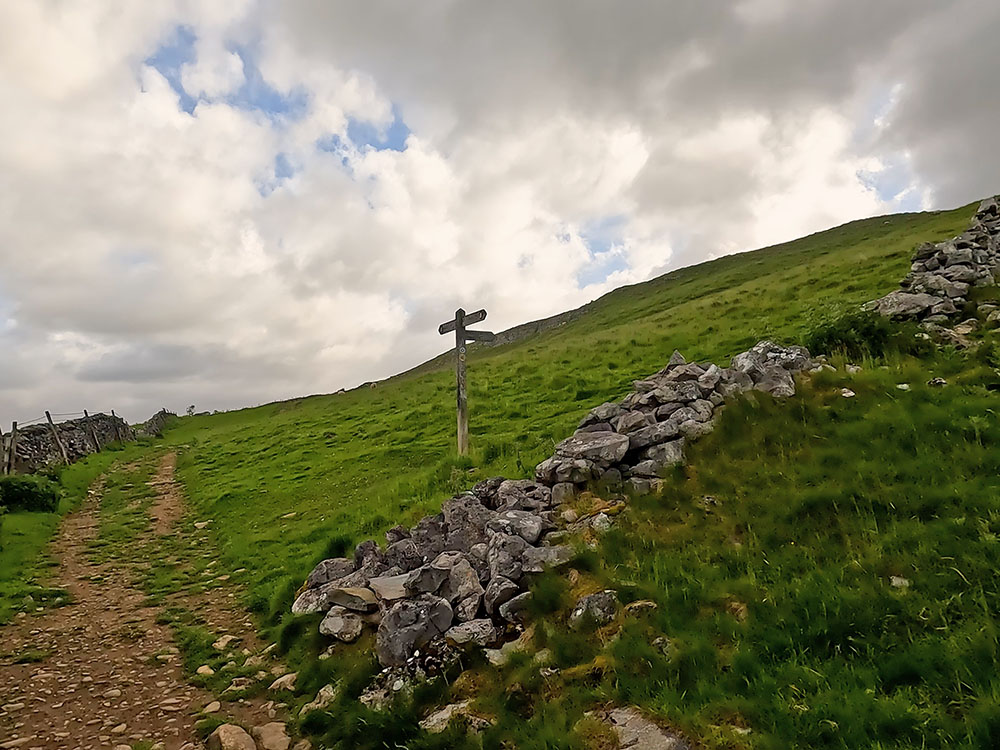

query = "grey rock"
[[206, 725, 257, 750], [326, 587, 377, 612], [498, 591, 533, 623], [468, 542, 490, 582], [578, 402, 624, 428], [551, 431, 629, 465], [522, 545, 574, 573], [410, 514, 448, 560], [487, 509, 545, 544], [641, 439, 685, 466], [445, 619, 500, 647], [612, 410, 649, 434], [628, 421, 682, 451], [384, 539, 425, 571], [689, 399, 715, 421], [678, 419, 715, 440], [868, 290, 942, 319], [487, 533, 528, 581], [604, 707, 690, 750], [570, 590, 620, 627], [354, 540, 384, 570], [305, 558, 356, 590], [534, 455, 599, 485], [319, 606, 364, 642], [471, 476, 505, 509], [649, 381, 702, 404], [376, 594, 453, 667], [252, 723, 291, 750], [551, 482, 576, 506], [439, 555, 484, 610], [368, 572, 409, 601], [497, 479, 553, 511], [442, 494, 493, 552], [454, 592, 482, 621], [291, 582, 340, 615], [577, 422, 613, 433], [484, 576, 519, 617], [385, 524, 410, 545]]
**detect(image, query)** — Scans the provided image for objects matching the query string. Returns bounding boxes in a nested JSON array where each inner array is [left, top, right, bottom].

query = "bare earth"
[[0, 453, 280, 750]]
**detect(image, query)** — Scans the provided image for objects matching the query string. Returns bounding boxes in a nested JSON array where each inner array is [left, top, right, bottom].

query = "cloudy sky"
[[1, 1, 998, 423]]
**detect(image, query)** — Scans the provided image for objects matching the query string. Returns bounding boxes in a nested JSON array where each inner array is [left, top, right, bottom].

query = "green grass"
[[156, 203, 975, 629], [2, 200, 995, 748], [0, 448, 133, 623]]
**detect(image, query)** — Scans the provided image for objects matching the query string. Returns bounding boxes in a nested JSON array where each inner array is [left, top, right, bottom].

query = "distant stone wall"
[[868, 196, 1000, 322], [8, 414, 135, 474], [136, 409, 177, 438]]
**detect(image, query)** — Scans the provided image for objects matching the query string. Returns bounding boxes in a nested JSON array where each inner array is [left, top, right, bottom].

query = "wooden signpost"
[[439, 308, 495, 455]]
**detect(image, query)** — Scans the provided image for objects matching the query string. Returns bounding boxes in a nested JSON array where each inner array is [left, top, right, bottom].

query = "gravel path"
[[0, 454, 282, 750]]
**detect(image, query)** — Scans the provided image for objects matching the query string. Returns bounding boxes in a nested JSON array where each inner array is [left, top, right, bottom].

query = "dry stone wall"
[[292, 340, 824, 685], [9, 414, 134, 473], [868, 196, 1000, 323]]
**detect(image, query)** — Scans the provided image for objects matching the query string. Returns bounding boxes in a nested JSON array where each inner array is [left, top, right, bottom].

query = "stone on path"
[[252, 722, 292, 750], [206, 724, 257, 750]]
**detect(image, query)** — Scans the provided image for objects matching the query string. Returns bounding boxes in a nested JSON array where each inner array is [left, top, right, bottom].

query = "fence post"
[[0, 423, 6, 476], [111, 410, 123, 442], [82, 409, 101, 453], [45, 411, 70, 465], [5, 421, 17, 475]]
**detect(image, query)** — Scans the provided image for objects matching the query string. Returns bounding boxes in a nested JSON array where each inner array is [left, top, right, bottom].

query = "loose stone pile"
[[534, 341, 821, 496], [292, 340, 822, 671], [868, 196, 1000, 322], [10, 413, 134, 473]]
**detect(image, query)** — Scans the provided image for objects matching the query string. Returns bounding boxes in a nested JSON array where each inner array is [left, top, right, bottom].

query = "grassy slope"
[[161, 203, 974, 618], [3, 201, 996, 748]]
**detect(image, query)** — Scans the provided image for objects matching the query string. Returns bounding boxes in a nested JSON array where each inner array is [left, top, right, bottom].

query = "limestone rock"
[[376, 594, 453, 667], [498, 591, 532, 623], [420, 701, 492, 734], [443, 494, 493, 552], [299, 683, 340, 716], [269, 672, 297, 691], [487, 533, 528, 581], [319, 606, 364, 642], [551, 431, 629, 465], [326, 587, 377, 612], [304, 558, 356, 589], [368, 572, 409, 601], [603, 707, 690, 750], [570, 590, 620, 627], [521, 545, 574, 573], [445, 619, 500, 648], [487, 509, 545, 544], [252, 722, 291, 750], [206, 725, 257, 750], [484, 576, 519, 617]]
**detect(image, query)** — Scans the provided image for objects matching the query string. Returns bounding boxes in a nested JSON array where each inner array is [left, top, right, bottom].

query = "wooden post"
[[45, 411, 70, 465], [111, 410, 122, 442], [83, 409, 101, 453], [4, 421, 16, 475], [0, 424, 6, 476], [439, 308, 495, 456]]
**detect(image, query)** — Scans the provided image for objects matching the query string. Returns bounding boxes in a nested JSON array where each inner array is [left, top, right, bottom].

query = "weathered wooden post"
[[111, 410, 122, 442], [83, 409, 101, 453], [3, 421, 16, 475], [438, 308, 495, 455], [0, 424, 6, 476], [45, 411, 69, 465]]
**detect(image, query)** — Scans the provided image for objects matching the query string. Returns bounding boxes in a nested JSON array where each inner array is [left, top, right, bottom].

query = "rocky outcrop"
[[9, 413, 135, 473], [292, 340, 820, 674], [868, 196, 1000, 323]]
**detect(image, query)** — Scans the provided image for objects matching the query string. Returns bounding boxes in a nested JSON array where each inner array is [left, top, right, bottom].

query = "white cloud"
[[0, 0, 997, 422]]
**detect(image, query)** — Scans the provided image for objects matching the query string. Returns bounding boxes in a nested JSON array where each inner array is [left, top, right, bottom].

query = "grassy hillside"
[[159, 203, 974, 619], [3, 200, 997, 748]]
